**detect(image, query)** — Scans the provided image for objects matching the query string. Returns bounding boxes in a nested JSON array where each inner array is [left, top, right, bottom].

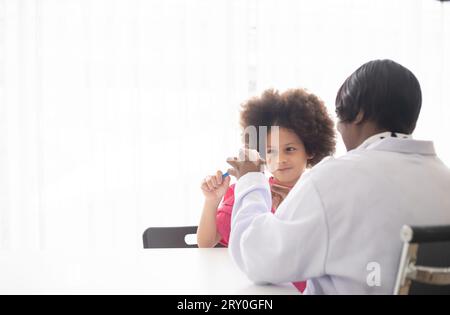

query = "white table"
[[0, 248, 300, 294]]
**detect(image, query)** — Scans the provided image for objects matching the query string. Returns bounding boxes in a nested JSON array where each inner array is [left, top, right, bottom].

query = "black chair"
[[394, 225, 450, 295], [142, 226, 225, 248]]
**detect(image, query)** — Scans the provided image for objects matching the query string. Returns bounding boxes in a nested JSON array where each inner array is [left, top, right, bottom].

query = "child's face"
[[266, 128, 310, 186]]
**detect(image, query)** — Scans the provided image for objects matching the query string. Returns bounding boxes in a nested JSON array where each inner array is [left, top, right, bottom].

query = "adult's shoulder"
[[306, 151, 368, 183]]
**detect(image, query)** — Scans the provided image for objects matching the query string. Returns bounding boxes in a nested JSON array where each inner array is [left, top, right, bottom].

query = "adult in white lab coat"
[[226, 59, 450, 294]]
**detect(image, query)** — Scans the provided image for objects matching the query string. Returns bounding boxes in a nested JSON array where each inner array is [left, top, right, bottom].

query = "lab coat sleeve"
[[229, 172, 328, 284]]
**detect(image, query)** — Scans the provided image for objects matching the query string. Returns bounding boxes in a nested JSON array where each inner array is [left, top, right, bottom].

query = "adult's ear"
[[354, 110, 365, 125]]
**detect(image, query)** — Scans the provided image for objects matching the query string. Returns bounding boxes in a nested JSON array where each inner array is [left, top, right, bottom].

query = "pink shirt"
[[216, 177, 307, 293]]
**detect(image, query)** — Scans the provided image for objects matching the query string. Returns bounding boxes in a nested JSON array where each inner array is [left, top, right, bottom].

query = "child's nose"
[[278, 155, 287, 164], [278, 153, 288, 164]]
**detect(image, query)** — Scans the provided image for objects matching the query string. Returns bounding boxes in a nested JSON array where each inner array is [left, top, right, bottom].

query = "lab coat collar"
[[354, 131, 436, 156]]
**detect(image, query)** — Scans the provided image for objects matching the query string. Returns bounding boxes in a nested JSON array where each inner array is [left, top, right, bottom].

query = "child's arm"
[[197, 171, 231, 248], [197, 199, 223, 248]]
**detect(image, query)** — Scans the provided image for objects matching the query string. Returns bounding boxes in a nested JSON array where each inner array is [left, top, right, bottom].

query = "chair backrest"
[[394, 225, 450, 295], [142, 226, 225, 249]]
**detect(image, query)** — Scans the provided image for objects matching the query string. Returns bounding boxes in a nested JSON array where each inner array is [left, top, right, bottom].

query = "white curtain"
[[0, 0, 449, 250]]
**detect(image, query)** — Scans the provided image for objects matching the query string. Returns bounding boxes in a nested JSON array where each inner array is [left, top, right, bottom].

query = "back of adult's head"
[[335, 59, 422, 134]]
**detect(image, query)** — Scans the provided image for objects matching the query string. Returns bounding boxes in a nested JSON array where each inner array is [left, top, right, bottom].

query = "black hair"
[[240, 88, 336, 167], [335, 59, 422, 134]]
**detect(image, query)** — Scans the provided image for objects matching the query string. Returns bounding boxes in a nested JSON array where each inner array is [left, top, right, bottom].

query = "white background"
[[0, 0, 449, 250]]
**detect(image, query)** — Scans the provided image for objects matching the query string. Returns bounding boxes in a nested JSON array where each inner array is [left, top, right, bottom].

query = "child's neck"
[[272, 176, 300, 188]]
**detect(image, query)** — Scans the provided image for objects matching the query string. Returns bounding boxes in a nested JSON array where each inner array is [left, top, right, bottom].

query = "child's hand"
[[201, 170, 231, 203]]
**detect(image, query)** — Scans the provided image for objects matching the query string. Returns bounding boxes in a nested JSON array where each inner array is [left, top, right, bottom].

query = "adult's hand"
[[226, 148, 265, 180]]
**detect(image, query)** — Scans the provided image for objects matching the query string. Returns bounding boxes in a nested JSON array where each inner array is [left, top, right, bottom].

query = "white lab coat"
[[229, 132, 450, 294]]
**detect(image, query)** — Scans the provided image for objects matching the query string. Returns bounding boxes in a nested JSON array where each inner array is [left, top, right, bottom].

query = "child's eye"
[[286, 147, 296, 152], [267, 149, 277, 154]]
